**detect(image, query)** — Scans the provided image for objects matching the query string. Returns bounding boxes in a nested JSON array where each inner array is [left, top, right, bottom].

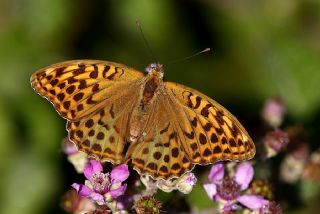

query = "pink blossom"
[[203, 162, 269, 211], [72, 160, 129, 205]]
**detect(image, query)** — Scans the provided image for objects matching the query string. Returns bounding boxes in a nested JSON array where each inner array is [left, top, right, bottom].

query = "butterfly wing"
[[164, 82, 255, 165], [127, 81, 255, 180], [66, 88, 140, 163], [31, 60, 144, 162], [127, 93, 194, 179], [31, 60, 144, 120]]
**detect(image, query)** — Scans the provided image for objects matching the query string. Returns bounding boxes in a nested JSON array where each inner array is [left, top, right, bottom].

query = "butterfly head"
[[145, 63, 164, 79]]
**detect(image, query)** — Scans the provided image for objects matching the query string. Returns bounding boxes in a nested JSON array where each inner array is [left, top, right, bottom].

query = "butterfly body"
[[31, 60, 255, 180]]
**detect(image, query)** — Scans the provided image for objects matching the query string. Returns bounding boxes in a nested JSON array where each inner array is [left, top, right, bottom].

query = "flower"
[[72, 160, 129, 205], [62, 138, 88, 173], [262, 97, 285, 128], [263, 129, 289, 158], [203, 162, 268, 212]]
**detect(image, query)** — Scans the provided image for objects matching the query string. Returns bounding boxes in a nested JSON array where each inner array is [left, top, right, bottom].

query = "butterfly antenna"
[[136, 20, 158, 63], [167, 48, 211, 65]]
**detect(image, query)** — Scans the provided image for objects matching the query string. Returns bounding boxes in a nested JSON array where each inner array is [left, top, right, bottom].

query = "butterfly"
[[30, 60, 255, 180]]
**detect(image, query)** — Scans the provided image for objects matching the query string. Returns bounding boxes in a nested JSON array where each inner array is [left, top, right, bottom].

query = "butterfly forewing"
[[31, 60, 144, 120]]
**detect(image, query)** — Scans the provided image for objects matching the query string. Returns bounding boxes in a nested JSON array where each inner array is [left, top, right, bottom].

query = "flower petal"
[[237, 194, 269, 210], [89, 192, 104, 203], [109, 184, 127, 198], [203, 183, 217, 200], [235, 162, 254, 190], [84, 160, 103, 180], [110, 164, 129, 183], [62, 138, 78, 155], [182, 173, 197, 185], [208, 163, 224, 184], [177, 173, 197, 194], [71, 183, 92, 197]]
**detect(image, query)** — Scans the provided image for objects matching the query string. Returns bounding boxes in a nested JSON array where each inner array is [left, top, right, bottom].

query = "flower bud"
[[135, 196, 162, 214], [262, 97, 285, 128], [263, 129, 289, 158], [62, 138, 88, 173], [177, 173, 197, 194]]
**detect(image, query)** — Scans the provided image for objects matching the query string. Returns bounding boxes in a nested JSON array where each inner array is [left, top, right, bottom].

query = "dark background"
[[0, 0, 320, 213]]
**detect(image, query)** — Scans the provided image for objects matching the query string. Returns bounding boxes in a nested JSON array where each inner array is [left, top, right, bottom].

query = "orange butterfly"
[[30, 60, 255, 180]]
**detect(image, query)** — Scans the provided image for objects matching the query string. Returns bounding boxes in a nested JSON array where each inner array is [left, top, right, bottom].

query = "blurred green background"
[[0, 0, 320, 213]]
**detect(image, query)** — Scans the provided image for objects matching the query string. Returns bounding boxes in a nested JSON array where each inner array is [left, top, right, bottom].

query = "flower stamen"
[[92, 172, 110, 194], [216, 177, 240, 201]]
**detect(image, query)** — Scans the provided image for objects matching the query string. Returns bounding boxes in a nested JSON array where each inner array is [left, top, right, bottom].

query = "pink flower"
[[72, 160, 129, 205], [203, 162, 268, 211]]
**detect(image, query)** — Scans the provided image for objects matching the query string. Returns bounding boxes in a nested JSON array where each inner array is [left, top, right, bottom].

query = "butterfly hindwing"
[[127, 95, 194, 179]]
